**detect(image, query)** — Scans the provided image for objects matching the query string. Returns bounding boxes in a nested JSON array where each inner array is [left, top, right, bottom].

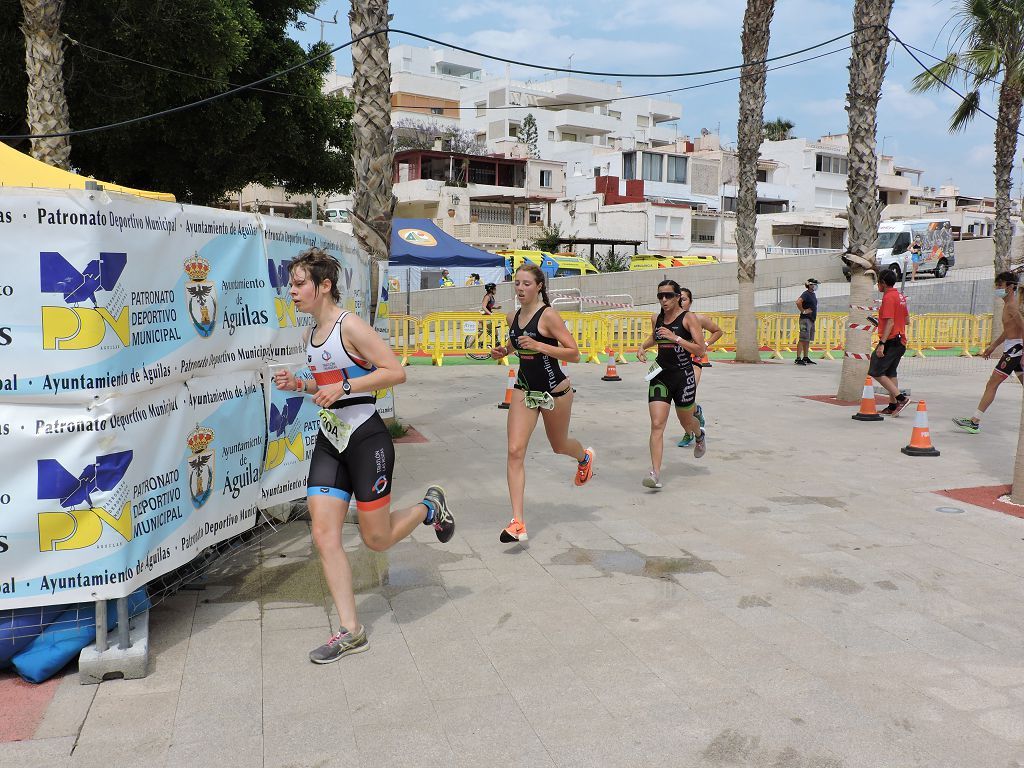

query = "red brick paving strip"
[[0, 672, 63, 742], [936, 484, 1024, 520]]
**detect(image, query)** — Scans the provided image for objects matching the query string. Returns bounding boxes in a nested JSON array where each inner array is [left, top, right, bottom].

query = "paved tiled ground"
[[3, 357, 1024, 767]]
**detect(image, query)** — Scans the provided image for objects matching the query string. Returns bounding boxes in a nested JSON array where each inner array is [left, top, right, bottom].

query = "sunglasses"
[[656, 292, 679, 300]]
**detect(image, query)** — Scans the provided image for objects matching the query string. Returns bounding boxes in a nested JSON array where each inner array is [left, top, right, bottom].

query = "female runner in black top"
[[489, 263, 595, 543], [636, 279, 706, 489]]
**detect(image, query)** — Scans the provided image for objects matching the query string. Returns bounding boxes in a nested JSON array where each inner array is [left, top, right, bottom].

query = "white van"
[[842, 219, 956, 280], [875, 219, 955, 279]]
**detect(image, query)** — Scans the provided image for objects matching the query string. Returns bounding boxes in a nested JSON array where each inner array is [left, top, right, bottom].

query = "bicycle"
[[465, 315, 502, 360]]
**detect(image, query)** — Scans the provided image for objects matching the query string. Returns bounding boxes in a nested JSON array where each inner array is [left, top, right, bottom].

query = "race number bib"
[[318, 409, 353, 453], [644, 362, 663, 381]]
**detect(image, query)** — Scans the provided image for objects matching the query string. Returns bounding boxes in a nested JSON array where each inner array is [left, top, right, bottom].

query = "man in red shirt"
[[869, 269, 911, 415]]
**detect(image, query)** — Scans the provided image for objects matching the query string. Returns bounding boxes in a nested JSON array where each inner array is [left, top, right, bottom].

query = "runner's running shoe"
[[693, 430, 707, 459], [642, 471, 663, 489], [890, 395, 912, 416], [500, 518, 528, 543], [695, 404, 705, 428], [803, 357, 817, 365], [879, 403, 898, 416], [423, 486, 455, 543], [309, 625, 368, 664], [952, 417, 980, 434], [678, 432, 695, 448], [574, 447, 596, 486]]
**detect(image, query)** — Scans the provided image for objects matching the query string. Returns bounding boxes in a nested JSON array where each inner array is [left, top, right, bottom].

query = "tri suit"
[[508, 306, 570, 397], [648, 309, 697, 409], [305, 311, 394, 511]]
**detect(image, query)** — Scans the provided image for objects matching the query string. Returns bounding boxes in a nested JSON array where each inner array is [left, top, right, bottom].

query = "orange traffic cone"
[[901, 400, 940, 456], [851, 376, 883, 421], [498, 368, 516, 409], [601, 356, 621, 382]]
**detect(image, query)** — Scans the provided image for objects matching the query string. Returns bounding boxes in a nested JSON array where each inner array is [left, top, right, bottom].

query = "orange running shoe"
[[574, 447, 596, 486], [500, 518, 528, 543]]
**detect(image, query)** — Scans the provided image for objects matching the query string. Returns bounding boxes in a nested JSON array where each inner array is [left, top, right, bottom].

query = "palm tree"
[[734, 0, 777, 363], [21, 0, 71, 168], [348, 0, 396, 287], [910, 0, 1024, 343], [762, 117, 795, 141], [835, 0, 895, 402]]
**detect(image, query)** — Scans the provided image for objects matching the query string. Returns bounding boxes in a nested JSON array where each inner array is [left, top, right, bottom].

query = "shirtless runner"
[[953, 271, 1024, 434]]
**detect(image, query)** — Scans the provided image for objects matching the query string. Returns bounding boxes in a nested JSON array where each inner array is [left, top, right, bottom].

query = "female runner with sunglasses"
[[489, 263, 595, 543], [636, 279, 706, 489]]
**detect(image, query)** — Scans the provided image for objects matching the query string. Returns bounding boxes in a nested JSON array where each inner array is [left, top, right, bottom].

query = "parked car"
[[496, 250, 600, 279], [628, 254, 718, 270]]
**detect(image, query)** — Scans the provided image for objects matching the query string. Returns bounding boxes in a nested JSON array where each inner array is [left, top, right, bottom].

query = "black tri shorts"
[[868, 339, 906, 380], [648, 366, 696, 409], [995, 343, 1024, 378], [306, 412, 395, 512]]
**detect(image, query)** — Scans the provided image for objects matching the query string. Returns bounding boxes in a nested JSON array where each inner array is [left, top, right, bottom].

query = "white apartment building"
[[460, 74, 683, 160]]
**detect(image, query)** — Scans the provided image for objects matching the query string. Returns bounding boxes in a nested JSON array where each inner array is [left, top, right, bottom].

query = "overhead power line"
[[64, 35, 312, 99], [887, 28, 1024, 141], [389, 43, 857, 115], [1, 27, 871, 141]]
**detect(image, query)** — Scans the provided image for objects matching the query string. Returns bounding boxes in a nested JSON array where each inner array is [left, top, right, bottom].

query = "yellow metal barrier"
[[387, 315, 421, 365], [400, 310, 999, 365], [602, 311, 651, 362], [560, 312, 606, 363], [420, 312, 510, 366], [703, 312, 735, 352]]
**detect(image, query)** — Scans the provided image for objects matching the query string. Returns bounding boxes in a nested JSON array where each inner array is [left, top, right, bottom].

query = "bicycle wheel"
[[465, 333, 490, 360]]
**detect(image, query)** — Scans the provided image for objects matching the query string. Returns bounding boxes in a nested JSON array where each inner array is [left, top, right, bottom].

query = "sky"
[[291, 0, 1018, 199]]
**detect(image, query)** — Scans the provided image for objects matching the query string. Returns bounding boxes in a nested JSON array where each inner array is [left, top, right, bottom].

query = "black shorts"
[[648, 366, 696, 409], [868, 339, 906, 379], [307, 412, 394, 511], [995, 343, 1024, 378]]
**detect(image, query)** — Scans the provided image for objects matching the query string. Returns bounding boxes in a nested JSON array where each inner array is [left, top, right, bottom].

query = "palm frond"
[[949, 89, 982, 131], [910, 55, 961, 93]]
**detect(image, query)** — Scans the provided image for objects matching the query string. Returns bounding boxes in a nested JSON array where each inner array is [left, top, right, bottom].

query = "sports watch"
[[342, 378, 352, 395]]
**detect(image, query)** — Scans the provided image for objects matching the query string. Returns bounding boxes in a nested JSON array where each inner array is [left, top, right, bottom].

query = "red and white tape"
[[582, 297, 634, 308], [844, 352, 872, 360], [847, 323, 875, 332], [849, 304, 880, 311]]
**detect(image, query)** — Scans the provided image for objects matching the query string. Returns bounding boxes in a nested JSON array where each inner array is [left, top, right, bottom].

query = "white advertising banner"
[[0, 188, 371, 402], [0, 372, 265, 609], [0, 188, 373, 608]]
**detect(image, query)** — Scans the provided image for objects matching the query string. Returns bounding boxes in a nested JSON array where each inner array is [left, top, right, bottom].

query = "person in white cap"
[[795, 278, 819, 365]]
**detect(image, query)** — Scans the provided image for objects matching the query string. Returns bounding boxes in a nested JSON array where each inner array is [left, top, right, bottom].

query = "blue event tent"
[[389, 219, 505, 291]]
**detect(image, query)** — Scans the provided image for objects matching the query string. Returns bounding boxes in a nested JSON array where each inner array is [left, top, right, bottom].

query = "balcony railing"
[[435, 220, 545, 249]]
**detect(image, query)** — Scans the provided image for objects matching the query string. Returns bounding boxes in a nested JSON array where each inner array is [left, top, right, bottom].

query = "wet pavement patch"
[[550, 545, 718, 578], [796, 575, 864, 595]]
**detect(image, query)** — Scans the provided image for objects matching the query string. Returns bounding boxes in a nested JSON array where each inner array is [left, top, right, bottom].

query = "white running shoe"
[[642, 471, 663, 489]]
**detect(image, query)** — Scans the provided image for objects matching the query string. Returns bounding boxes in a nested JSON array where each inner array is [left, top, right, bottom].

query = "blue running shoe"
[[695, 405, 705, 428], [678, 432, 695, 448]]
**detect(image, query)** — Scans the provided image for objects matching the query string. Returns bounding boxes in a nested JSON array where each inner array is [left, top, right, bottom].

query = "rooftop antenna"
[[303, 10, 338, 43]]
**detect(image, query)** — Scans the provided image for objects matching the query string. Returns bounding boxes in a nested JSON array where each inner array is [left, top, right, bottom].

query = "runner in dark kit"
[[273, 247, 455, 664], [489, 263, 595, 543], [637, 280, 707, 489]]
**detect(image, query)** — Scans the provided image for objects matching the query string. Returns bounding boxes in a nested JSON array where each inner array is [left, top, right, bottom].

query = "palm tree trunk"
[[734, 0, 776, 363], [993, 82, 1021, 275], [348, 0, 395, 285], [991, 82, 1022, 344], [21, 0, 71, 169], [836, 0, 894, 401]]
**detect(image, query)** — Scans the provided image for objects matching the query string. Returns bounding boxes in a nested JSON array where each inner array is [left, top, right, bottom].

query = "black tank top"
[[508, 306, 568, 393], [655, 309, 693, 370], [485, 294, 496, 313]]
